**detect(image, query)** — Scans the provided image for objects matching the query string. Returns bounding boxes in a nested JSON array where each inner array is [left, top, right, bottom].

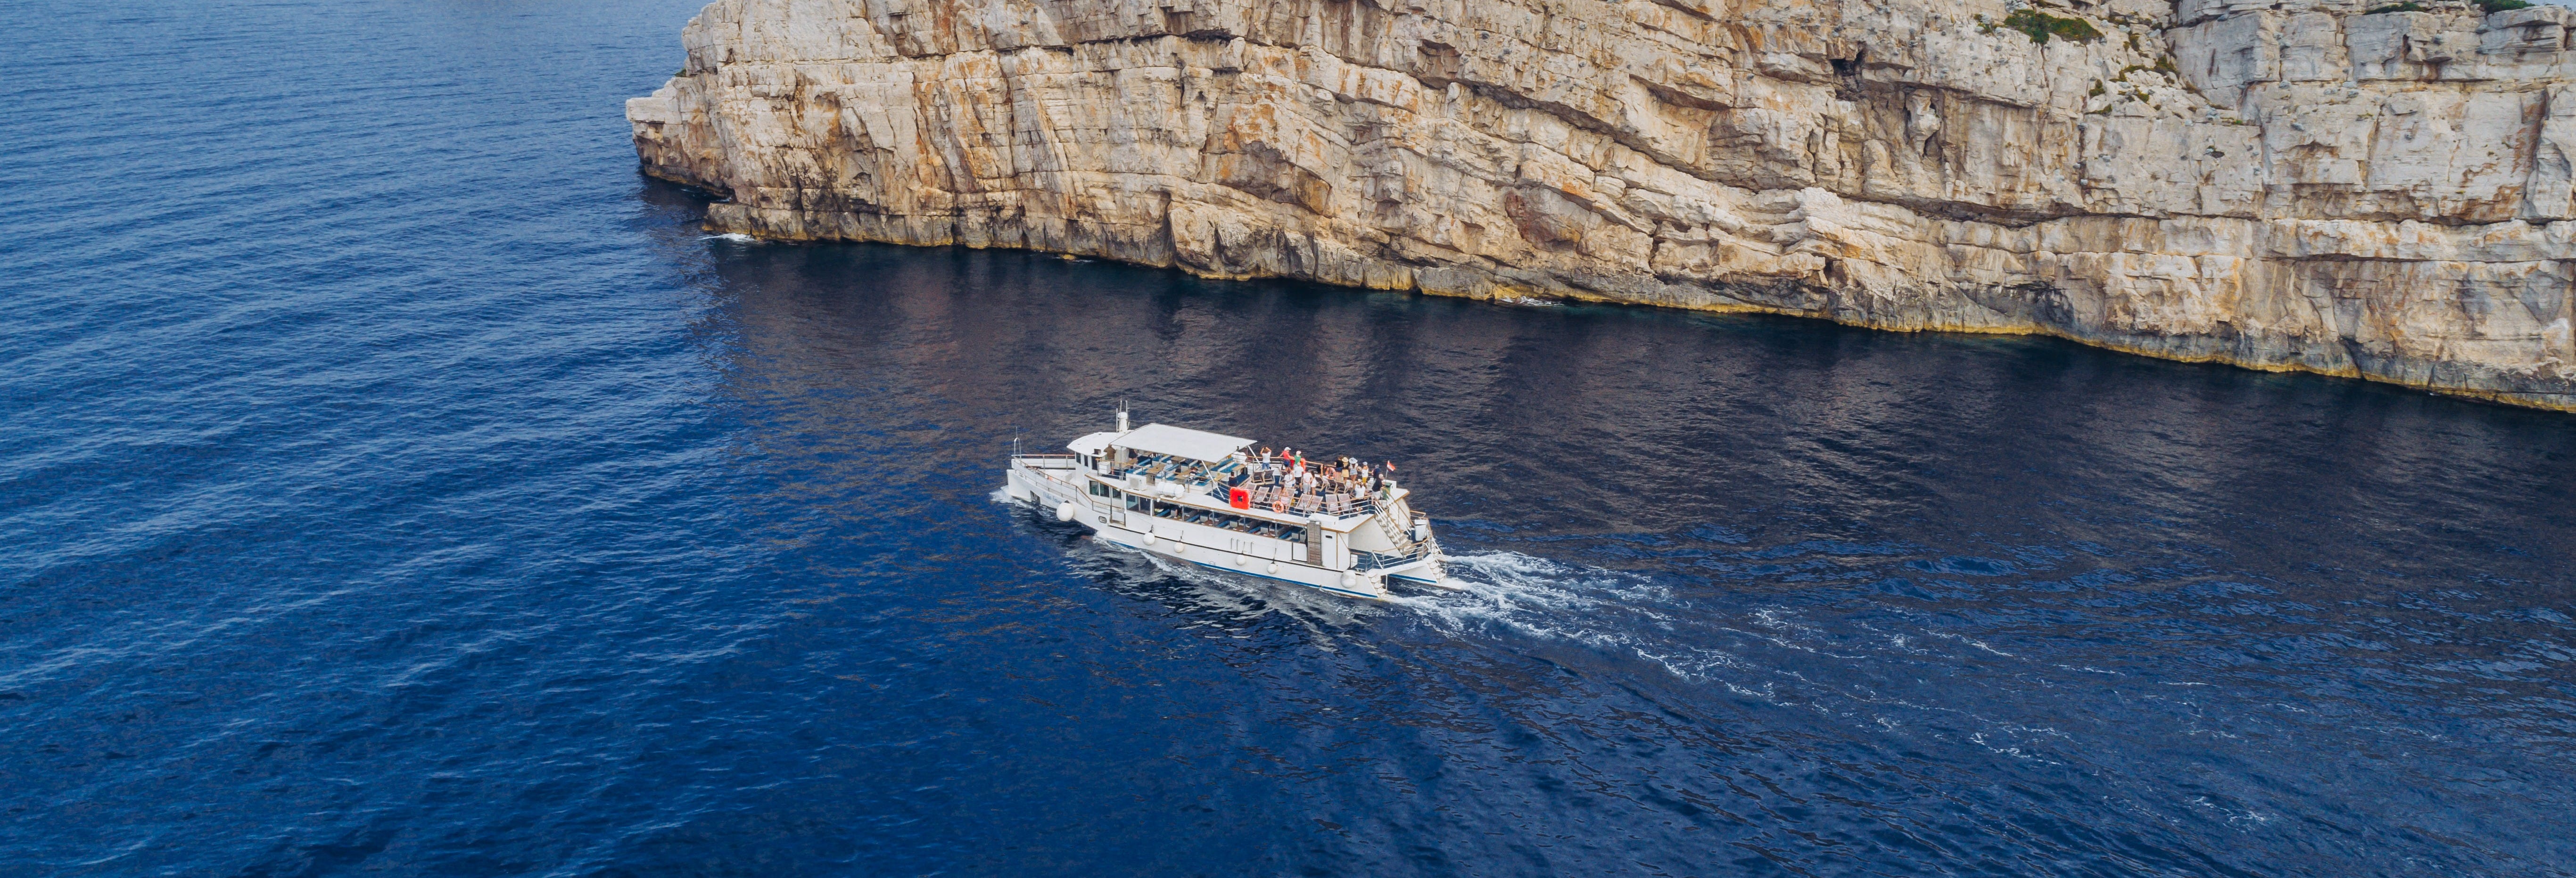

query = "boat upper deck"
[[1101, 450, 1404, 525], [1042, 422, 1417, 525], [1014, 420, 1438, 573]]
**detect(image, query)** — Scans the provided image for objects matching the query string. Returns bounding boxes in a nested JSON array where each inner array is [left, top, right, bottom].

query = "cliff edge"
[[628, 0, 2576, 410]]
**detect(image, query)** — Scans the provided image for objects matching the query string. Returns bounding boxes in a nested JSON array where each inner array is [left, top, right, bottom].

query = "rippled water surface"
[[8, 1, 2576, 875]]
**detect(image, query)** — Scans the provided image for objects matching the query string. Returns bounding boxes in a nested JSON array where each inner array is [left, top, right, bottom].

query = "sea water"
[[5, 0, 2573, 874]]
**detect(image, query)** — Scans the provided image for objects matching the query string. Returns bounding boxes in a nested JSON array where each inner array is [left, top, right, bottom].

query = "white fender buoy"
[[1338, 572, 1355, 588], [1142, 533, 1157, 546], [1055, 501, 1077, 522], [1235, 554, 1250, 567], [1171, 542, 1185, 555], [1266, 561, 1279, 574]]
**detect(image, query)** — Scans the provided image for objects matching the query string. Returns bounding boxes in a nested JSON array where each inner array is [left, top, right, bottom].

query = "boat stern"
[[1007, 453, 1086, 516]]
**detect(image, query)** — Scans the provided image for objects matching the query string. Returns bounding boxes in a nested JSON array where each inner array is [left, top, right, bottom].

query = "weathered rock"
[[629, 0, 2576, 410]]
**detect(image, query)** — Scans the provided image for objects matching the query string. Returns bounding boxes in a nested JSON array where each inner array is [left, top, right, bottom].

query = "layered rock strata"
[[629, 0, 2576, 410]]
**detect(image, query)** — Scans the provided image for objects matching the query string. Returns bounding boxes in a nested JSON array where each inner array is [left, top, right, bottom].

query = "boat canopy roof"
[[1065, 431, 1118, 456], [1109, 423, 1254, 463]]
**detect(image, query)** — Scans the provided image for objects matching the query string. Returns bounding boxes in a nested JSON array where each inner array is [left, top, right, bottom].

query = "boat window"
[[1114, 498, 1303, 543]]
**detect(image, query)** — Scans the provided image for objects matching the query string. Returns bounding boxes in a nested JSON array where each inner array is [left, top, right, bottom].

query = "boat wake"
[[1376, 546, 2472, 853], [1006, 481, 2198, 772], [1393, 550, 2107, 761], [1394, 551, 1751, 682]]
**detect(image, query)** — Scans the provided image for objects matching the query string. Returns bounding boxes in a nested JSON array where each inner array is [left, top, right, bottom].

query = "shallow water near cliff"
[[7, 0, 2576, 875]]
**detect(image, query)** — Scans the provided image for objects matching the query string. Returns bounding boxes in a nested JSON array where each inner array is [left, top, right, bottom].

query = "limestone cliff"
[[628, 0, 2576, 410]]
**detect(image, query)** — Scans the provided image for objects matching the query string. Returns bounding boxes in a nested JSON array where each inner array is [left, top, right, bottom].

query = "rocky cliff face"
[[629, 0, 2576, 410]]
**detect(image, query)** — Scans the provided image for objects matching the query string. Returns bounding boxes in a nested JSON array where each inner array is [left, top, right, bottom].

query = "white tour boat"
[[1003, 410, 1450, 600]]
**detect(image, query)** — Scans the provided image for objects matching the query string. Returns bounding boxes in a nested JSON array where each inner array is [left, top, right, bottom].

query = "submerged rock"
[[628, 0, 2576, 410]]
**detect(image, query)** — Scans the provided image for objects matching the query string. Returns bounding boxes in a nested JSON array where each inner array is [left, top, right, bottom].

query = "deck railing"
[[1220, 474, 1390, 519], [1353, 543, 1434, 571]]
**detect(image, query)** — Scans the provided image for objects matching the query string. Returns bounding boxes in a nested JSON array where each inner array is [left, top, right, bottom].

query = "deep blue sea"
[[7, 1, 2575, 875]]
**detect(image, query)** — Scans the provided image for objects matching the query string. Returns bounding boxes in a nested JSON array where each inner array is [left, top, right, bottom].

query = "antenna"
[[1115, 399, 1129, 433]]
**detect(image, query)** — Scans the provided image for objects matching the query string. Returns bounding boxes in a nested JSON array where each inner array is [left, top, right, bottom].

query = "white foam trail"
[[1928, 630, 2016, 657], [1396, 551, 1729, 679], [1383, 550, 2231, 773], [1408, 551, 2036, 689], [701, 232, 757, 242]]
